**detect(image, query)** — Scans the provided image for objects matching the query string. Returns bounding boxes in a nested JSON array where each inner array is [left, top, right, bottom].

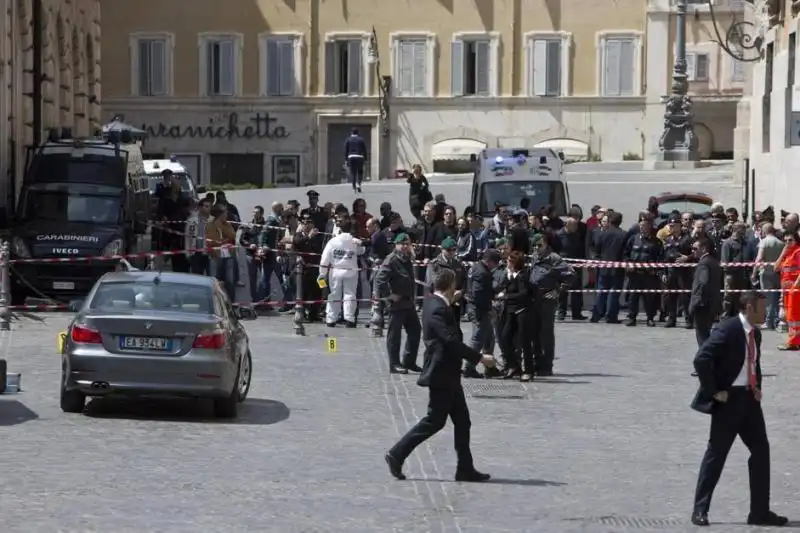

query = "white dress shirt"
[[732, 313, 754, 386], [507, 270, 518, 280]]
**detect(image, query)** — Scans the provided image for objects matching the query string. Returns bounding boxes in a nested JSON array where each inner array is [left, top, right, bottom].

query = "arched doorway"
[[533, 138, 589, 162], [694, 123, 714, 160], [431, 138, 486, 174]]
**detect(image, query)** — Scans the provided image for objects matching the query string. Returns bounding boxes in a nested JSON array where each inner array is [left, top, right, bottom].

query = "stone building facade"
[[0, 0, 102, 209]]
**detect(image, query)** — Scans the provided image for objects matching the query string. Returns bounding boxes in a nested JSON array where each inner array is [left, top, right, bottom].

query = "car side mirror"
[[196, 186, 206, 194], [234, 305, 257, 321]]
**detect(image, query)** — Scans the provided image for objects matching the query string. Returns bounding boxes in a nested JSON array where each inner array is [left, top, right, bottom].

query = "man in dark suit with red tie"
[[691, 291, 788, 527], [385, 268, 496, 482]]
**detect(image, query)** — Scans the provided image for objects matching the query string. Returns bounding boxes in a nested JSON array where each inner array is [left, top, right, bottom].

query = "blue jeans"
[[214, 257, 237, 302], [257, 255, 277, 301], [592, 270, 624, 321]]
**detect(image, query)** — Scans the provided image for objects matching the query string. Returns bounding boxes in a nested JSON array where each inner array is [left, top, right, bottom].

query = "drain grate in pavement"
[[565, 516, 685, 528], [463, 382, 528, 399]]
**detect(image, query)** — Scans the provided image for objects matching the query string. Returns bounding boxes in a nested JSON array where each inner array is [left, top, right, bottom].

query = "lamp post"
[[367, 26, 392, 180], [659, 0, 771, 162]]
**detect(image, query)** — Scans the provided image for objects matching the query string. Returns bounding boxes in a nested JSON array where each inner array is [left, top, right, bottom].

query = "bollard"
[[0, 241, 10, 331], [293, 256, 306, 336], [370, 261, 384, 337]]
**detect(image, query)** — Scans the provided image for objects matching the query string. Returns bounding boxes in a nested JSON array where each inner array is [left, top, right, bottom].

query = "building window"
[[686, 53, 710, 81], [598, 34, 640, 96], [451, 33, 499, 97], [199, 34, 243, 97], [209, 154, 265, 187], [324, 37, 365, 95], [259, 33, 302, 96], [788, 32, 796, 88], [130, 33, 173, 96], [525, 32, 571, 97], [392, 34, 435, 97]]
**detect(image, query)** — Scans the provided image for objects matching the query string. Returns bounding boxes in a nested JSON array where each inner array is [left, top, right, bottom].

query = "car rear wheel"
[[213, 350, 250, 419], [60, 371, 85, 413]]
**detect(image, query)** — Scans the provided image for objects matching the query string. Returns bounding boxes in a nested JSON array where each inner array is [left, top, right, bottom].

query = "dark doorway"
[[209, 154, 264, 187], [327, 123, 372, 184]]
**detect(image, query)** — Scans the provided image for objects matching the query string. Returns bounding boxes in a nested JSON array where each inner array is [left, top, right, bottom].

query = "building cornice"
[[103, 95, 649, 111]]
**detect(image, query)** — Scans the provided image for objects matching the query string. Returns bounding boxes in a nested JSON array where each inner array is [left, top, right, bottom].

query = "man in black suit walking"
[[689, 236, 722, 347], [691, 290, 788, 527], [385, 268, 496, 482]]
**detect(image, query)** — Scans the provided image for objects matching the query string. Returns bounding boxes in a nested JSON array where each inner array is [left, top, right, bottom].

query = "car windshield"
[[479, 181, 567, 216], [29, 154, 126, 186], [89, 281, 213, 314], [19, 183, 122, 224], [147, 173, 193, 194], [658, 199, 712, 216]]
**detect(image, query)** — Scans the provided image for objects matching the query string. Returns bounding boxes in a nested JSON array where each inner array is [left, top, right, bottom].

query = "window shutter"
[[451, 40, 464, 96], [150, 40, 166, 95], [397, 41, 414, 96], [475, 40, 490, 96], [696, 54, 709, 81], [266, 39, 280, 95], [279, 40, 295, 95], [324, 41, 336, 94], [532, 39, 547, 96], [619, 39, 634, 95], [686, 53, 696, 81], [347, 39, 362, 95], [219, 40, 235, 95], [603, 40, 621, 96], [206, 42, 217, 95], [138, 40, 151, 95], [412, 40, 427, 96], [546, 40, 561, 96]]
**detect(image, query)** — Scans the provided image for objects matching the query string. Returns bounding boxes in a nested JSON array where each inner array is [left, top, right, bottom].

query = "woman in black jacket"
[[496, 251, 537, 381], [407, 164, 433, 221]]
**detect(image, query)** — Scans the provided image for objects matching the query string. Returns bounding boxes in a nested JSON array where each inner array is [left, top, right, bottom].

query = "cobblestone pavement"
[[1, 314, 800, 532]]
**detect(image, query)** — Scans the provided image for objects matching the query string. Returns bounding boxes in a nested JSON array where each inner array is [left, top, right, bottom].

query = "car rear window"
[[89, 281, 213, 314]]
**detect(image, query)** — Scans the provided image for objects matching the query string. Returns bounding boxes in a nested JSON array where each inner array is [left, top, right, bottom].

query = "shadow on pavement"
[[554, 372, 624, 378], [0, 399, 39, 426], [84, 397, 290, 425], [534, 378, 591, 385], [410, 477, 566, 487]]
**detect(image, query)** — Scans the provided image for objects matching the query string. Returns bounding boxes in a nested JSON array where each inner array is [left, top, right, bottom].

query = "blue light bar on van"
[[494, 156, 504, 164], [169, 154, 179, 162], [516, 155, 526, 165]]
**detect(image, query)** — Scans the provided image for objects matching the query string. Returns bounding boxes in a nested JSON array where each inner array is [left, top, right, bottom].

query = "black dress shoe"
[[747, 510, 788, 526], [345, 321, 357, 328], [455, 469, 490, 482], [404, 363, 423, 373], [691, 512, 709, 526], [390, 365, 408, 374], [326, 322, 336, 328], [385, 453, 406, 480], [462, 367, 483, 379], [536, 369, 554, 377]]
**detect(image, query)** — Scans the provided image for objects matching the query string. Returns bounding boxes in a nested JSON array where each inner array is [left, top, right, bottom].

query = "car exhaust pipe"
[[90, 381, 109, 389]]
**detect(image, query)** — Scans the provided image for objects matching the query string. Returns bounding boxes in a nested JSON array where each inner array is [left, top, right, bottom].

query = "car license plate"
[[119, 336, 170, 351], [53, 281, 75, 290]]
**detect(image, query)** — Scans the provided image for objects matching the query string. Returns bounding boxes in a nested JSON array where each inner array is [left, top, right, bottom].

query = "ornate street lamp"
[[367, 26, 391, 138], [659, 0, 773, 161]]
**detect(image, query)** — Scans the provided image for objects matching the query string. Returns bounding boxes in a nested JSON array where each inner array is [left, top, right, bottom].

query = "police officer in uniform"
[[425, 238, 466, 330], [299, 190, 329, 233], [529, 232, 576, 376], [624, 214, 664, 327], [662, 214, 693, 327], [376, 233, 422, 374]]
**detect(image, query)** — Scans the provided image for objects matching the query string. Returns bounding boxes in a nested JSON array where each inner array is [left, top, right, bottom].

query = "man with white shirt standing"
[[318, 220, 363, 328], [385, 268, 495, 483], [690, 291, 788, 527]]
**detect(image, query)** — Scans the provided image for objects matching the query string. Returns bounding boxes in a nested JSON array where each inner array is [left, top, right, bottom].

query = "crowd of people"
[[146, 167, 800, 378]]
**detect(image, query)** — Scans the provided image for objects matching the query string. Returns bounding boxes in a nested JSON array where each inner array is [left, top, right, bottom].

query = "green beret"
[[393, 232, 410, 244], [440, 237, 456, 249]]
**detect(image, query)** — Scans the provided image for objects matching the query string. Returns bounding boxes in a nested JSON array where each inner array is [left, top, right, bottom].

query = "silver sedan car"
[[60, 271, 256, 418]]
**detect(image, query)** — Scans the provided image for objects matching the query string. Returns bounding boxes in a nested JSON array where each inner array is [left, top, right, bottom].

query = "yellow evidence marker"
[[57, 331, 67, 354], [326, 337, 337, 353]]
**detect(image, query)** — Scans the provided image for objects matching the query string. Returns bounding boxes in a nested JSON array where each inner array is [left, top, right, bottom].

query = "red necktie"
[[747, 329, 758, 390]]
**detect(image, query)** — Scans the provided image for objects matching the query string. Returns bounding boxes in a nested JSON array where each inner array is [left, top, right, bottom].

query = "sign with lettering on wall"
[[272, 155, 300, 188], [141, 112, 290, 141]]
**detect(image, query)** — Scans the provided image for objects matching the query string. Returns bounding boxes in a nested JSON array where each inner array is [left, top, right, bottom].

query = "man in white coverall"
[[319, 220, 363, 327]]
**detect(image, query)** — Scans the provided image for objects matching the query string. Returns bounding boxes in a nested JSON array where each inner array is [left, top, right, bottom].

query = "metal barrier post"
[[293, 256, 306, 336], [0, 241, 10, 331], [370, 260, 384, 337]]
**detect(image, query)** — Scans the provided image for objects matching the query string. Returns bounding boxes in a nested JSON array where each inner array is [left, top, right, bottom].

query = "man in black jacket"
[[344, 128, 368, 192], [375, 233, 421, 374], [385, 268, 495, 482], [557, 216, 587, 320], [690, 236, 722, 347], [690, 291, 787, 527], [591, 211, 627, 323]]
